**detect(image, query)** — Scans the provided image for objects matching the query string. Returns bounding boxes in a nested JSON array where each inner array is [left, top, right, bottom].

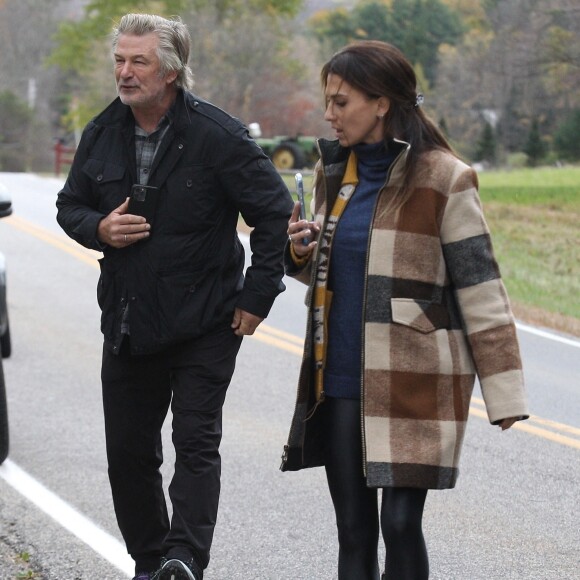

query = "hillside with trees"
[[0, 0, 578, 171], [309, 0, 580, 165]]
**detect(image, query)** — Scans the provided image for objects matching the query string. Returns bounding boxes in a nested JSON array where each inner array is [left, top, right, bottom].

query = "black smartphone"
[[128, 184, 159, 224], [294, 172, 310, 245]]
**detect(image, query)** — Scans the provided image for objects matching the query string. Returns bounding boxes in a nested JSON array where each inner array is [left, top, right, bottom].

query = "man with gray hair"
[[57, 13, 293, 580]]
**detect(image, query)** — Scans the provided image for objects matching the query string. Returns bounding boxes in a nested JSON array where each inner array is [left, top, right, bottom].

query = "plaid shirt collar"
[[134, 105, 175, 185]]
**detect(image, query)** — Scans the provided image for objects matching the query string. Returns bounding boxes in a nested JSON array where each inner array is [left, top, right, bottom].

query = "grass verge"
[[479, 167, 579, 336]]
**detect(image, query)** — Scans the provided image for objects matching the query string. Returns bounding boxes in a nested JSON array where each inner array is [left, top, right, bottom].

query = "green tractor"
[[249, 123, 318, 170]]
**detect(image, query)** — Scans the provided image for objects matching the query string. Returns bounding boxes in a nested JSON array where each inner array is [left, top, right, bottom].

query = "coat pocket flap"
[[82, 158, 126, 184], [391, 298, 449, 334]]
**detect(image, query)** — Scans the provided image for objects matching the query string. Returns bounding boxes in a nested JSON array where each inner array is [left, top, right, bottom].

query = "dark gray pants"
[[101, 325, 242, 574]]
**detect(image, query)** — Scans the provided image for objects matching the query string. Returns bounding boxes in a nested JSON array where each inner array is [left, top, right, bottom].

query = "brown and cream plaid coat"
[[280, 138, 528, 490]]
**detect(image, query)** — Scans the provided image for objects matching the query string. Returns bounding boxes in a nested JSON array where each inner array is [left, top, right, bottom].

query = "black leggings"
[[322, 397, 429, 580]]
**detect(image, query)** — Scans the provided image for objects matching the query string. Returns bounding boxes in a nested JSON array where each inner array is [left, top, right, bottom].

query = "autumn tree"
[[47, 0, 315, 136], [539, 1, 580, 111], [435, 0, 580, 161], [309, 0, 464, 84], [177, 3, 323, 135]]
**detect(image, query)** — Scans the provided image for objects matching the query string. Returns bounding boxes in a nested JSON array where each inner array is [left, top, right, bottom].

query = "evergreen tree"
[[523, 118, 545, 167], [554, 110, 580, 162], [475, 121, 497, 164]]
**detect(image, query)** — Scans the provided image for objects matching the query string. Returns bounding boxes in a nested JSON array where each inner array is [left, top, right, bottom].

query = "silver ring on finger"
[[124, 234, 127, 243]]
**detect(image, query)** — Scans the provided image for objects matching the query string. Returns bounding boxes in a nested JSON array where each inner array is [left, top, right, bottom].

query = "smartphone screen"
[[294, 173, 309, 245], [295, 173, 307, 220]]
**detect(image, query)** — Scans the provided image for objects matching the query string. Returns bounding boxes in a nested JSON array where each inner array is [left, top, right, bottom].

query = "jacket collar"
[[91, 89, 201, 133], [315, 137, 410, 214], [317, 137, 409, 166], [91, 90, 204, 188]]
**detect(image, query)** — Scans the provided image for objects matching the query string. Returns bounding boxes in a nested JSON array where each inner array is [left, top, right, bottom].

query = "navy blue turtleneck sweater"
[[324, 141, 397, 399]]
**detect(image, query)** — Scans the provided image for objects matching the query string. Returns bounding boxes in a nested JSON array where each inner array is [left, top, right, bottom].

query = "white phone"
[[295, 172, 310, 245]]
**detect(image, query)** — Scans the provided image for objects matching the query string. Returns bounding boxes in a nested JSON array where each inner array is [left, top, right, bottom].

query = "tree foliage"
[[46, 0, 314, 138], [554, 110, 580, 161], [432, 0, 580, 161], [48, 0, 302, 74], [309, 0, 464, 84], [1, 0, 579, 170], [523, 118, 546, 167], [0, 91, 33, 171], [474, 120, 496, 164]]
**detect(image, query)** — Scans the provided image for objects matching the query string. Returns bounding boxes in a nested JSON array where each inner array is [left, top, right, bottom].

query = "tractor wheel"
[[271, 143, 306, 170], [0, 358, 8, 464]]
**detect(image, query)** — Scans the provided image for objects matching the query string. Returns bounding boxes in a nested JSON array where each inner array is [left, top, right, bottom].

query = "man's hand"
[[231, 308, 264, 336], [97, 197, 151, 248]]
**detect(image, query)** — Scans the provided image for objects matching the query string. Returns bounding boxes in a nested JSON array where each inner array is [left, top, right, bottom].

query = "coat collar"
[[315, 137, 410, 214], [317, 137, 409, 167], [90, 90, 205, 189], [91, 89, 203, 133]]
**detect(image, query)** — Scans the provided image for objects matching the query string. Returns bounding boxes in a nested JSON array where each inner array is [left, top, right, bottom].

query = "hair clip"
[[415, 93, 424, 108]]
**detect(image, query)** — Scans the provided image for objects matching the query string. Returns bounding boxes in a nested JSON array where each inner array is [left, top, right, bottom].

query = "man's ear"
[[165, 70, 178, 85]]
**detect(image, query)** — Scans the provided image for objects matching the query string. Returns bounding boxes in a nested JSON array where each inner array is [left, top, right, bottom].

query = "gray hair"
[[112, 13, 194, 90]]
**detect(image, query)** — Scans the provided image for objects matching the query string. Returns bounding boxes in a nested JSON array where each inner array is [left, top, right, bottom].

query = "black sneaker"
[[155, 557, 198, 580]]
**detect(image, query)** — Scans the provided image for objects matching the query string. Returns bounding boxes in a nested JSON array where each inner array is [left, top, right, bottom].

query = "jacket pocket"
[[82, 159, 127, 212], [165, 165, 219, 229], [156, 268, 224, 339], [97, 258, 123, 340], [391, 298, 450, 334], [82, 158, 126, 184]]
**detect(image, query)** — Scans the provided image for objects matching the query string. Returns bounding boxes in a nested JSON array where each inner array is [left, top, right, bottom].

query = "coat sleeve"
[[440, 162, 529, 424], [218, 127, 294, 319], [56, 122, 107, 251]]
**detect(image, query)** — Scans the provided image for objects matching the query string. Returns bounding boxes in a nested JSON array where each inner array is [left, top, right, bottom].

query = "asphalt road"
[[0, 172, 579, 579]]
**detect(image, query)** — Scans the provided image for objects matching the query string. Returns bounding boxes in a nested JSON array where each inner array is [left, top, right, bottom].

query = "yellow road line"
[[6, 215, 101, 268], [9, 214, 579, 450], [469, 406, 580, 450], [252, 329, 304, 356], [256, 323, 304, 346], [470, 396, 580, 438]]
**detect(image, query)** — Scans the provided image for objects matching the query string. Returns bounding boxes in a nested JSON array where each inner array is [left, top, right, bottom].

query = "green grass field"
[[479, 166, 579, 324], [282, 166, 580, 327]]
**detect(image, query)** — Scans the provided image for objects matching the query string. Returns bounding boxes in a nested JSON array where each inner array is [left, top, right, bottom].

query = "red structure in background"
[[54, 141, 76, 176]]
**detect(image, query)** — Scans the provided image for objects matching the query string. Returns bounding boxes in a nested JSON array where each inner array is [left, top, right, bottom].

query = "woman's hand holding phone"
[[287, 201, 319, 257]]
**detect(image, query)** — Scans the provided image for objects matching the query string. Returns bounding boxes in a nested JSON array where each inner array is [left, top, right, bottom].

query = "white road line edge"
[[515, 321, 580, 348], [0, 458, 133, 577]]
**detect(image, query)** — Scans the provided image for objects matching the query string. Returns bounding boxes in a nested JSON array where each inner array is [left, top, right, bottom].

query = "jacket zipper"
[[360, 144, 408, 477]]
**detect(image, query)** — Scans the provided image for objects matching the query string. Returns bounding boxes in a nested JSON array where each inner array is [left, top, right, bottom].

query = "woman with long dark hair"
[[281, 40, 528, 580]]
